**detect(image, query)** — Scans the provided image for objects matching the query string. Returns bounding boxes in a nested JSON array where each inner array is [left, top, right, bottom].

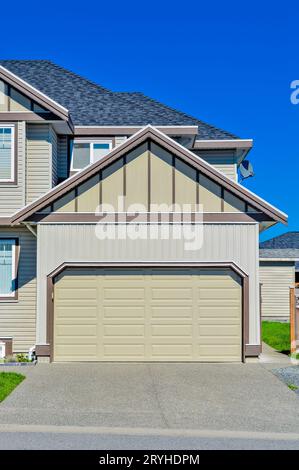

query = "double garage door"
[[53, 267, 242, 362]]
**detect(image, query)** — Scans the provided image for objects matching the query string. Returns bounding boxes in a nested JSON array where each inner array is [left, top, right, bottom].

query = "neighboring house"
[[260, 232, 299, 321], [0, 60, 287, 363]]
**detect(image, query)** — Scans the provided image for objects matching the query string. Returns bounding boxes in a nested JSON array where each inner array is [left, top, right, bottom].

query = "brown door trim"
[[46, 261, 249, 363]]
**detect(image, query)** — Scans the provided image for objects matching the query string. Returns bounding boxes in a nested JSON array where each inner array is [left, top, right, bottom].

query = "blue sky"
[[1, 1, 297, 240]]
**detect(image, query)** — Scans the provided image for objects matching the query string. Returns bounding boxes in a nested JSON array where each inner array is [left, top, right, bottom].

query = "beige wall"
[[193, 150, 238, 181], [0, 226, 36, 352], [49, 142, 249, 214], [26, 124, 57, 203], [0, 122, 26, 215], [37, 222, 260, 347], [260, 261, 295, 320]]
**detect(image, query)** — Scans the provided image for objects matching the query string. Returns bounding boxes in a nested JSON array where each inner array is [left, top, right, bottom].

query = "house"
[[260, 232, 299, 321], [0, 60, 287, 363]]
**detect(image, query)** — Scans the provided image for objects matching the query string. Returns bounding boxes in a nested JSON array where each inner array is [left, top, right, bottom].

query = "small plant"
[[4, 355, 17, 363], [287, 384, 298, 391], [16, 353, 30, 363]]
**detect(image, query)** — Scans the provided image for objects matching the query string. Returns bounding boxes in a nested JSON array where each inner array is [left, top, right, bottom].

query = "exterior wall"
[[37, 222, 260, 347], [26, 124, 57, 204], [50, 126, 58, 187], [0, 226, 37, 352], [57, 135, 68, 180], [260, 261, 295, 321], [0, 121, 26, 215], [49, 143, 248, 214], [193, 150, 238, 182]]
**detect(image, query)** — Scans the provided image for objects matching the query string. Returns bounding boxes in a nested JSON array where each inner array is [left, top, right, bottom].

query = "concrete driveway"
[[0, 362, 298, 435]]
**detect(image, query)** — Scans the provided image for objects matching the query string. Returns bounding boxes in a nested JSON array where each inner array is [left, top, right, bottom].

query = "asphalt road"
[[1, 424, 299, 450]]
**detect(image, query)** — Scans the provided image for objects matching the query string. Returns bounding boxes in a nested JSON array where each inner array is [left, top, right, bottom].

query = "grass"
[[0, 372, 25, 402], [287, 384, 298, 391], [262, 321, 290, 354]]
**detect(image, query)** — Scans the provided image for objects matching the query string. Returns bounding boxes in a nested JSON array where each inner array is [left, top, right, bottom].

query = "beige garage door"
[[53, 268, 242, 362]]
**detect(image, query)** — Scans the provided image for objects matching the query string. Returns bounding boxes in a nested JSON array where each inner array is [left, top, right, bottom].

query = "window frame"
[[70, 139, 112, 172], [0, 237, 18, 301], [0, 124, 17, 184]]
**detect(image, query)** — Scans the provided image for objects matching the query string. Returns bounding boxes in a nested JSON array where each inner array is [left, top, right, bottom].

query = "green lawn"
[[262, 321, 290, 354], [0, 372, 25, 402]]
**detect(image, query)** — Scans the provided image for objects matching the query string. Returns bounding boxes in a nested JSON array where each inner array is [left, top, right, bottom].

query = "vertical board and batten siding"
[[259, 262, 295, 320], [37, 222, 260, 346], [194, 150, 238, 182], [26, 124, 58, 204], [0, 227, 36, 352], [57, 135, 68, 180], [0, 122, 25, 215]]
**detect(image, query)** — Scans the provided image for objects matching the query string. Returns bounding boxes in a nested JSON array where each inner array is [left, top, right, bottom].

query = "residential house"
[[0, 60, 287, 362]]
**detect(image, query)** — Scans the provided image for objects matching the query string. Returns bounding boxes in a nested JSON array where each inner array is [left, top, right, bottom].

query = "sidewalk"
[[259, 342, 291, 364]]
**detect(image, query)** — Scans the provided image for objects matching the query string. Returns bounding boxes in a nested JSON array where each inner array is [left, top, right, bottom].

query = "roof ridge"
[[115, 91, 238, 139]]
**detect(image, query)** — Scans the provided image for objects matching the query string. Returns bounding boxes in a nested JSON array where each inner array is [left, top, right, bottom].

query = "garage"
[[52, 267, 243, 362]]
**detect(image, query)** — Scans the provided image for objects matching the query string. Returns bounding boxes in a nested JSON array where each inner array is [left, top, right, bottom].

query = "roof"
[[0, 60, 238, 138], [260, 232, 299, 260], [11, 125, 287, 225]]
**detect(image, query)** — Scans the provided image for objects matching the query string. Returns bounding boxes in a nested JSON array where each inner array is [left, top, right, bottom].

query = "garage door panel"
[[55, 307, 98, 319], [103, 325, 145, 336], [54, 267, 242, 362], [103, 307, 145, 318], [103, 344, 145, 358], [151, 325, 192, 336], [151, 306, 193, 318]]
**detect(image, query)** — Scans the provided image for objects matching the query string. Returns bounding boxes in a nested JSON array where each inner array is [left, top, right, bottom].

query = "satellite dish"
[[239, 160, 254, 180]]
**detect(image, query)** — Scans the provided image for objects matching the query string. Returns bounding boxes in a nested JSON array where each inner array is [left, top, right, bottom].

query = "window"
[[71, 140, 112, 171], [0, 239, 17, 298], [0, 126, 14, 182]]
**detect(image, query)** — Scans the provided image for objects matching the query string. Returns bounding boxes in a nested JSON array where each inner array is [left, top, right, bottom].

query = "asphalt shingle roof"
[[0, 60, 238, 138], [260, 232, 299, 260]]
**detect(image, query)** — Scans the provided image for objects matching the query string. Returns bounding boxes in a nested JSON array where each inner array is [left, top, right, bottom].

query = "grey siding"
[[57, 135, 68, 179], [0, 121, 25, 215], [26, 124, 56, 204], [194, 150, 237, 181], [37, 222, 260, 346], [260, 261, 295, 321], [0, 226, 36, 352]]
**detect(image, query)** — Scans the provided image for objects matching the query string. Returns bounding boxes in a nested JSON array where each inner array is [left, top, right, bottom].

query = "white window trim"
[[70, 139, 112, 171], [0, 124, 15, 183], [0, 239, 16, 298]]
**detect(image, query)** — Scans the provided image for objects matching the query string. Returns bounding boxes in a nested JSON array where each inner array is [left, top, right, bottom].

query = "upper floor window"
[[0, 125, 14, 182], [0, 239, 17, 299], [71, 140, 112, 171]]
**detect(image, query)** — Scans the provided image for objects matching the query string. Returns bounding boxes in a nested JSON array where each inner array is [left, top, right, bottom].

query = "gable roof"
[[260, 232, 299, 259], [0, 60, 237, 138], [11, 126, 287, 225]]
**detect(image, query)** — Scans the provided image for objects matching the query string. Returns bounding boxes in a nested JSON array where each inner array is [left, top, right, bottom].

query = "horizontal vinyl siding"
[[57, 135, 68, 179], [37, 223, 259, 346], [0, 227, 36, 352], [0, 121, 25, 215], [26, 124, 51, 204], [260, 262, 295, 320], [194, 150, 237, 182]]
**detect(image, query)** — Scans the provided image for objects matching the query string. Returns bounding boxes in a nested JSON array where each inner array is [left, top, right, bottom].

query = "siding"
[[0, 226, 36, 352], [37, 222, 260, 346], [0, 121, 25, 215], [260, 261, 295, 320], [57, 135, 68, 180], [115, 136, 127, 147], [50, 126, 58, 187], [26, 124, 53, 203], [194, 150, 237, 181]]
